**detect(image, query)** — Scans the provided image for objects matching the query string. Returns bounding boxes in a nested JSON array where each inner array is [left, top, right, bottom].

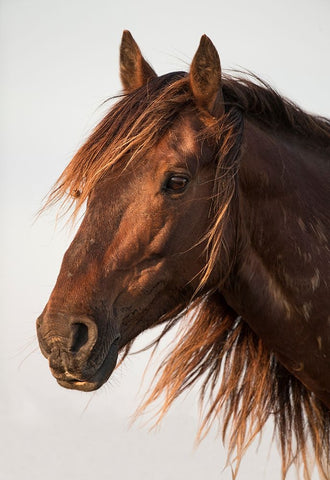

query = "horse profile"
[[37, 31, 330, 479]]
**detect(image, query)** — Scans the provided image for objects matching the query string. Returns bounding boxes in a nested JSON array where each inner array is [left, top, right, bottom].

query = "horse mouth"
[[54, 337, 120, 392]]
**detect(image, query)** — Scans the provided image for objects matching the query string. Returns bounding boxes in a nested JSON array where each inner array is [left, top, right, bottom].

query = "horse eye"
[[164, 175, 189, 194]]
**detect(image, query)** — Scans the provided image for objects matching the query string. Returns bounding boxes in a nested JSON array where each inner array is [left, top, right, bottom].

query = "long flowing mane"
[[46, 72, 330, 479], [46, 71, 330, 216]]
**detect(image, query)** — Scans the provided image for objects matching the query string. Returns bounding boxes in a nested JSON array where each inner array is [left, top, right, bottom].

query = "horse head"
[[37, 32, 232, 391]]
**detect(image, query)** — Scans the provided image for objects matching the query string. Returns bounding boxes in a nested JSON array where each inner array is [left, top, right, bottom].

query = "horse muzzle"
[[36, 313, 120, 391]]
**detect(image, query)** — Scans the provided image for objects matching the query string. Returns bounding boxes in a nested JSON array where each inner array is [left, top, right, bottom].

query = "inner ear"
[[120, 30, 157, 93], [189, 35, 224, 117]]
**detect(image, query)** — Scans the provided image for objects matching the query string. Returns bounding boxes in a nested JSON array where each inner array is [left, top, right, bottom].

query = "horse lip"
[[56, 335, 120, 392]]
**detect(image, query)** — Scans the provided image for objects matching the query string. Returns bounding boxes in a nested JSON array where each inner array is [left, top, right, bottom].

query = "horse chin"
[[54, 340, 119, 392]]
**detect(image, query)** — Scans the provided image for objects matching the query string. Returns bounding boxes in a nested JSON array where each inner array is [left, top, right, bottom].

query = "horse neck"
[[221, 118, 330, 407]]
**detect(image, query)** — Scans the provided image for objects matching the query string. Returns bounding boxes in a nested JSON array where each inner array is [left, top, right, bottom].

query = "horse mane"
[[135, 293, 329, 480], [46, 71, 330, 479], [222, 73, 330, 148], [44, 70, 330, 218]]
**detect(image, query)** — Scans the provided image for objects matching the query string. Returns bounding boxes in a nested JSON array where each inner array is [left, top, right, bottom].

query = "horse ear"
[[120, 30, 157, 93], [189, 35, 224, 117]]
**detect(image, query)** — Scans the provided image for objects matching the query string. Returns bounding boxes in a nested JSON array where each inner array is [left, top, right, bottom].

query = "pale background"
[[1, 1, 329, 479]]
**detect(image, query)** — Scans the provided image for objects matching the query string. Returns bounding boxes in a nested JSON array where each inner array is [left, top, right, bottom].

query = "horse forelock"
[[43, 72, 190, 217]]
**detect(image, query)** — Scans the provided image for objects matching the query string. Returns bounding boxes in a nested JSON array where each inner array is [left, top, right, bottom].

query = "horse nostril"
[[70, 322, 90, 353], [68, 317, 98, 357]]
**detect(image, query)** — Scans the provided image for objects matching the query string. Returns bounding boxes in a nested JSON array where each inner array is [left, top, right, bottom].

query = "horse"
[[36, 31, 330, 479]]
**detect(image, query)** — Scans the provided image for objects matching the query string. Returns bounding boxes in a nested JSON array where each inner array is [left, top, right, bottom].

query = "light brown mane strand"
[[44, 71, 330, 221], [137, 292, 329, 480]]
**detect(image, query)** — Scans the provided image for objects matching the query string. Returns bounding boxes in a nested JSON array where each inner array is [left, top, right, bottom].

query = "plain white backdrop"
[[1, 1, 329, 479]]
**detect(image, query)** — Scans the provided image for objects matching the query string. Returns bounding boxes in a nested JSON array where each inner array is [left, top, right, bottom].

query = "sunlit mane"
[[44, 70, 330, 480], [45, 71, 330, 218]]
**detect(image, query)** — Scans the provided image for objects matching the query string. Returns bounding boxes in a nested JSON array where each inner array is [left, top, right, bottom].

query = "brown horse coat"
[[37, 32, 330, 479]]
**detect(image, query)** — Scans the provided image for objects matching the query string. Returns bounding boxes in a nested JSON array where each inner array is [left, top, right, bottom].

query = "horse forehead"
[[165, 116, 201, 156]]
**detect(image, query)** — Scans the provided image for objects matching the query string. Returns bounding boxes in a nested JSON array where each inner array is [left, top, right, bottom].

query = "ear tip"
[[200, 34, 212, 45], [119, 31, 157, 92], [196, 34, 220, 68], [122, 30, 132, 38], [121, 30, 135, 47], [120, 30, 140, 56], [199, 34, 217, 51]]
